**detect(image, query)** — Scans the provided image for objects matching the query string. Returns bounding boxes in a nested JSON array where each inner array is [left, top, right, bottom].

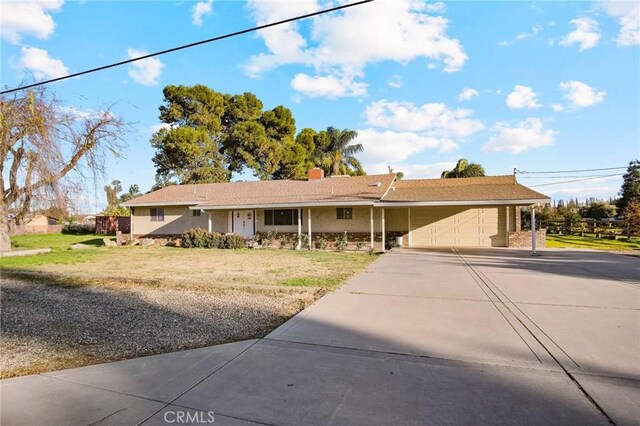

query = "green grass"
[[10, 233, 108, 251], [3, 233, 109, 268], [546, 233, 640, 251]]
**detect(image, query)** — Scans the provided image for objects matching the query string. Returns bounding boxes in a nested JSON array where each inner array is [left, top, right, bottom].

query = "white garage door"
[[410, 206, 506, 247]]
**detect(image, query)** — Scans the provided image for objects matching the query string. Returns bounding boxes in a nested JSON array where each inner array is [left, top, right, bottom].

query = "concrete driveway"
[[2, 248, 639, 425]]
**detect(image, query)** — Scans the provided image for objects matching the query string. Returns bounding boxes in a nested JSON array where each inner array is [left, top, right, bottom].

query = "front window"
[[150, 208, 165, 222], [264, 209, 300, 226], [193, 209, 202, 217], [337, 208, 353, 220]]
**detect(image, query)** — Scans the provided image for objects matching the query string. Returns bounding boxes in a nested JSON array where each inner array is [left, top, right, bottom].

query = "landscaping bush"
[[335, 232, 348, 252], [224, 233, 246, 249], [301, 233, 310, 250], [62, 223, 95, 235], [204, 232, 225, 249], [181, 228, 209, 248], [355, 241, 364, 252], [279, 233, 291, 249], [315, 234, 328, 250]]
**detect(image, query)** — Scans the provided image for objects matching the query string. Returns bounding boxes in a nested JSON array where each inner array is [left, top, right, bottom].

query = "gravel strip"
[[0, 278, 317, 378]]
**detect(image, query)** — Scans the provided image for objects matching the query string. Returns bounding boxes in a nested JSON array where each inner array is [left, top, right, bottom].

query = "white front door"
[[232, 210, 254, 238]]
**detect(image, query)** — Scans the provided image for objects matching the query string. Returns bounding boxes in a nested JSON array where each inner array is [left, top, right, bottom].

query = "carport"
[[376, 175, 550, 248]]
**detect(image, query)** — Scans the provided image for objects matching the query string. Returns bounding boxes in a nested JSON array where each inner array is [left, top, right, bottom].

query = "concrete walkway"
[[2, 248, 639, 425]]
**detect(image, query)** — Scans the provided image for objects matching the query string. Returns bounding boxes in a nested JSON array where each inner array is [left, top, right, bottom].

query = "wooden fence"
[[95, 216, 130, 235]]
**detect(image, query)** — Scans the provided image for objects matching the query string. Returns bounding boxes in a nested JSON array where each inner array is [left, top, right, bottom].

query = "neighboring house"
[[9, 214, 62, 235], [122, 168, 550, 249]]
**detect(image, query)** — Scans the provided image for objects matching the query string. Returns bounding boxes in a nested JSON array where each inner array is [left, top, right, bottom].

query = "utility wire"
[[0, 0, 374, 95], [518, 174, 622, 179], [515, 166, 627, 174], [530, 174, 623, 187]]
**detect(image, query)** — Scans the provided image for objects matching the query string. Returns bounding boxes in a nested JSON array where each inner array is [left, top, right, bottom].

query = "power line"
[[518, 174, 622, 179], [530, 174, 623, 187], [0, 0, 374, 95], [515, 166, 627, 174]]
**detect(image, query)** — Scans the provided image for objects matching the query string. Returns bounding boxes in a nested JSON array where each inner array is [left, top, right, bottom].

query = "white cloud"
[[506, 85, 541, 109], [483, 118, 557, 154], [0, 0, 63, 44], [458, 87, 479, 102], [192, 0, 213, 26], [355, 129, 456, 164], [291, 72, 367, 98], [559, 18, 600, 50], [149, 123, 171, 133], [13, 46, 69, 79], [127, 48, 164, 86], [364, 99, 484, 137], [368, 161, 456, 178], [388, 75, 403, 89], [551, 103, 565, 112], [246, 0, 467, 98], [598, 0, 640, 46], [499, 24, 542, 46], [558, 80, 606, 108]]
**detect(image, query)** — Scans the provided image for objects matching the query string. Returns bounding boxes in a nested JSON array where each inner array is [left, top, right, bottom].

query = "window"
[[150, 208, 164, 222], [337, 208, 353, 220], [192, 210, 202, 217], [264, 209, 300, 226]]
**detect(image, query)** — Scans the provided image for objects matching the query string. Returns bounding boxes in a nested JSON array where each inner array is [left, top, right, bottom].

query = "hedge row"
[[181, 228, 246, 249]]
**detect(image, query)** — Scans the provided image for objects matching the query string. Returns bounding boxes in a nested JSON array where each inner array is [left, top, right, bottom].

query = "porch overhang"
[[191, 201, 376, 210], [373, 198, 550, 208]]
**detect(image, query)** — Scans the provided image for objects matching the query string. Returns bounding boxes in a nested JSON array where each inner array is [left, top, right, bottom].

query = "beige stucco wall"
[[133, 205, 411, 236], [132, 206, 209, 236], [253, 207, 409, 234]]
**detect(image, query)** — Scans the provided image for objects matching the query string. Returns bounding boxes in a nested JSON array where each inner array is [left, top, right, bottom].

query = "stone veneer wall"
[[507, 230, 546, 248]]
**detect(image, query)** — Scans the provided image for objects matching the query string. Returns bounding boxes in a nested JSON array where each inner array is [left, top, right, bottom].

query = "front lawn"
[[546, 233, 640, 251], [1, 233, 376, 379]]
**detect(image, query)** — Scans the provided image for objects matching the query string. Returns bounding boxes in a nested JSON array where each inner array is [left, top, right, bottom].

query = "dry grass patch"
[[1, 241, 376, 378]]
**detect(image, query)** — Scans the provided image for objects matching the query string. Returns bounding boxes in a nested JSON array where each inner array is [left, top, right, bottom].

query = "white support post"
[[370, 207, 374, 250], [505, 206, 509, 247], [208, 213, 212, 233], [297, 208, 302, 250], [381, 208, 386, 253], [531, 206, 537, 255], [308, 208, 312, 250], [407, 208, 412, 247]]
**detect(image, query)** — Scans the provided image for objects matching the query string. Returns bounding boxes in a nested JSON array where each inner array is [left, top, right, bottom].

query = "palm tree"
[[441, 158, 485, 178], [316, 127, 365, 176]]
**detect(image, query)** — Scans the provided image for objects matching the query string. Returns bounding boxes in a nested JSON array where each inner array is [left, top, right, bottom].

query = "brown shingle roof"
[[381, 175, 549, 203], [122, 174, 396, 207], [123, 174, 549, 208]]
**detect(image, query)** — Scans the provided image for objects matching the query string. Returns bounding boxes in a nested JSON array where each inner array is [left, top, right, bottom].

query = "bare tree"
[[1, 87, 125, 251]]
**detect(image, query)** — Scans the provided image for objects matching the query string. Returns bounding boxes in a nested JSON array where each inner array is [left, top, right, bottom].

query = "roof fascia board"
[[193, 201, 376, 210], [374, 199, 550, 207], [121, 201, 202, 207]]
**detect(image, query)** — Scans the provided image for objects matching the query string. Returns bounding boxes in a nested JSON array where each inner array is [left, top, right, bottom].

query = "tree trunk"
[[0, 200, 11, 252]]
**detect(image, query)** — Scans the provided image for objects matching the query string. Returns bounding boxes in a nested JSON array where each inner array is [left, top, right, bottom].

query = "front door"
[[232, 210, 254, 239]]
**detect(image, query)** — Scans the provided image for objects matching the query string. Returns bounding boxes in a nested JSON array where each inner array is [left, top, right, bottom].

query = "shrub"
[[355, 241, 364, 252], [181, 228, 209, 248], [204, 232, 224, 249], [262, 230, 277, 248], [301, 233, 310, 249], [62, 223, 95, 235], [224, 233, 246, 249], [315, 234, 328, 250], [335, 232, 348, 252], [385, 235, 399, 251], [279, 233, 289, 249]]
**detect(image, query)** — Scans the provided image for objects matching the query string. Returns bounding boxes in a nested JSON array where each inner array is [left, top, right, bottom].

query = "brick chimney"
[[308, 167, 324, 180]]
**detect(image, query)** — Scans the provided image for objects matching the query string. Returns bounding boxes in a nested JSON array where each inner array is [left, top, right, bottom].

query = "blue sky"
[[1, 0, 639, 212]]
